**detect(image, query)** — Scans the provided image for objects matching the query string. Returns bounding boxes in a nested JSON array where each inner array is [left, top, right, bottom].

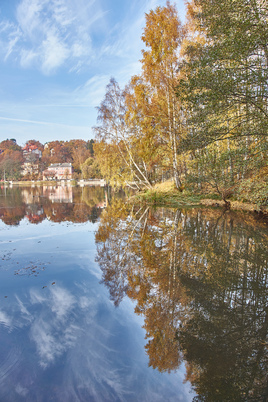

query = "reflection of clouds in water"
[[15, 295, 32, 321], [29, 285, 77, 368], [79, 295, 92, 309], [0, 283, 192, 401], [0, 310, 12, 329], [31, 320, 60, 367], [29, 288, 47, 304], [50, 286, 75, 319], [31, 319, 78, 368], [27, 284, 139, 399], [15, 383, 28, 398]]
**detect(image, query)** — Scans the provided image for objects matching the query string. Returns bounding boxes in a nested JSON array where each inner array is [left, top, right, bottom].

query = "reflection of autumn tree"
[[96, 199, 134, 305], [95, 202, 268, 400], [0, 187, 26, 225], [96, 201, 186, 369], [81, 186, 107, 208]]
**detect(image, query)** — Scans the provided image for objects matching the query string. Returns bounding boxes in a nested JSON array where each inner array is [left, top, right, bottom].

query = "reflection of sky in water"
[[0, 218, 193, 401]]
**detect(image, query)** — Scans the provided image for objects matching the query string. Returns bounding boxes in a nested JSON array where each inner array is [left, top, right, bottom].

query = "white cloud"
[[20, 48, 38, 68], [41, 30, 70, 74], [0, 0, 186, 145], [0, 20, 21, 60], [0, 0, 183, 78], [73, 75, 111, 107], [0, 116, 87, 127], [0, 0, 150, 75], [51, 0, 75, 27], [0, 0, 103, 74], [16, 0, 46, 39]]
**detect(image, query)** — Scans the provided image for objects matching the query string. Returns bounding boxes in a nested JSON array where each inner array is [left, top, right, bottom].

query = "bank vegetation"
[[93, 0, 268, 211]]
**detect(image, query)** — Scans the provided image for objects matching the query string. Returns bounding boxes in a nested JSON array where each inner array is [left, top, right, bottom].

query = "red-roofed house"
[[23, 144, 42, 159]]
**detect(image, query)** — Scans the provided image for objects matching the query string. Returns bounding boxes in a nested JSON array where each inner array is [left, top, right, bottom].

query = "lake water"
[[0, 186, 267, 401]]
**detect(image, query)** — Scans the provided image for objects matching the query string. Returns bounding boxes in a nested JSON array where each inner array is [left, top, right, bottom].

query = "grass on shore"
[[135, 180, 268, 214], [136, 180, 202, 207]]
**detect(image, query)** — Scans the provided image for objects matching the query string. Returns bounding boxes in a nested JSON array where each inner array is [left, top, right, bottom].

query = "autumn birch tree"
[[94, 78, 153, 189], [140, 1, 185, 189]]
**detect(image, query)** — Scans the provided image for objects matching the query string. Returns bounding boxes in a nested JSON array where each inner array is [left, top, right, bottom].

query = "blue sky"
[[0, 0, 185, 146]]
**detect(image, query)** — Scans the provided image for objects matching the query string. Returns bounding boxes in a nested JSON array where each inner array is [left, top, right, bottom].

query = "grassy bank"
[[135, 181, 201, 207], [135, 180, 268, 214]]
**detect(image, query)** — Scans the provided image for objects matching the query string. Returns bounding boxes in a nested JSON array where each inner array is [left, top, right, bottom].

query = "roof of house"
[[49, 163, 72, 168], [23, 144, 39, 151]]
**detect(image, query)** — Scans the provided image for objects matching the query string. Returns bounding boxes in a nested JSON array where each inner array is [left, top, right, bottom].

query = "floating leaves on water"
[[1, 251, 12, 261], [14, 262, 46, 277]]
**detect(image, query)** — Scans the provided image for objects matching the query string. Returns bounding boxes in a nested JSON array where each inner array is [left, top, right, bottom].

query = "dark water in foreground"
[[0, 186, 267, 401]]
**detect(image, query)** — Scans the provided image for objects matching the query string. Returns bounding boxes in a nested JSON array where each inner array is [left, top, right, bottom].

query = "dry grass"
[[152, 180, 178, 194], [135, 180, 268, 214], [136, 180, 201, 207]]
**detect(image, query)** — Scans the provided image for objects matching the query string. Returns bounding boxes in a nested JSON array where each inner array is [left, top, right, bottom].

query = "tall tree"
[[140, 1, 185, 189], [94, 3, 186, 190]]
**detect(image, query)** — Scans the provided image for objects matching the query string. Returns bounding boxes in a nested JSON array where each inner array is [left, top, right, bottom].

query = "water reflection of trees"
[[0, 186, 107, 225], [95, 200, 268, 401], [0, 187, 25, 225]]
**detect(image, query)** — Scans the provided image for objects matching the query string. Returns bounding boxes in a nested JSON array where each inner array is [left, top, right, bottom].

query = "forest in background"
[[93, 0, 268, 208], [0, 138, 99, 181]]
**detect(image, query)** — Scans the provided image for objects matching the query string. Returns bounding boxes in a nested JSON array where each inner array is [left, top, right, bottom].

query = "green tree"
[[86, 139, 95, 157], [176, 0, 268, 204], [81, 157, 101, 179]]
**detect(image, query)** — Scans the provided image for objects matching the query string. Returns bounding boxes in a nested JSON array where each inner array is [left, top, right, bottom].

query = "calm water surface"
[[0, 186, 267, 401]]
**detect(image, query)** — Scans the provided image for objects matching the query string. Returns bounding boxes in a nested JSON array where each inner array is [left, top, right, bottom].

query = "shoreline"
[[133, 187, 268, 216], [2, 180, 267, 216], [1, 179, 106, 187]]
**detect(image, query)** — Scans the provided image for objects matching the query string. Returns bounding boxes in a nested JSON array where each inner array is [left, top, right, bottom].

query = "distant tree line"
[[0, 138, 99, 181], [93, 0, 268, 207]]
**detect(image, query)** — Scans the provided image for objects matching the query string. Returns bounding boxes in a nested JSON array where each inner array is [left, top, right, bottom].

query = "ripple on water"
[[0, 323, 31, 401], [0, 330, 22, 387]]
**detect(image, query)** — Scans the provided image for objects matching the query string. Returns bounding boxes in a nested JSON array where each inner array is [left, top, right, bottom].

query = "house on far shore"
[[43, 163, 73, 181], [23, 144, 42, 159], [21, 162, 40, 177]]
